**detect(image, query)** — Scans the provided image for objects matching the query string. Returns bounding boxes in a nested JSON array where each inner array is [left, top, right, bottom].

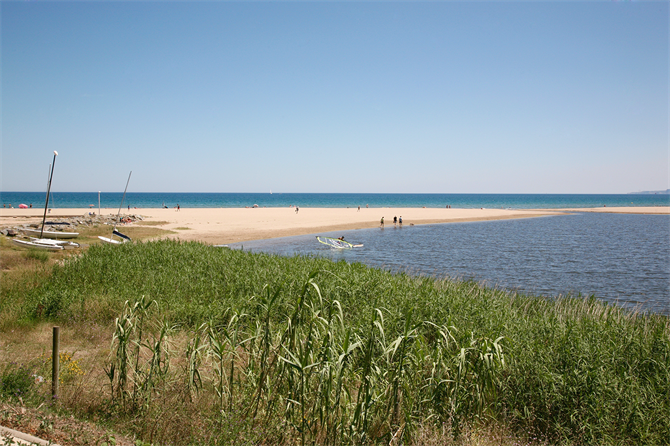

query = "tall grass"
[[3, 239, 669, 444]]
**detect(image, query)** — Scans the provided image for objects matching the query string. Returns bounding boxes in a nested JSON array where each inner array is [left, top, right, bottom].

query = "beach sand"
[[1, 206, 667, 245]]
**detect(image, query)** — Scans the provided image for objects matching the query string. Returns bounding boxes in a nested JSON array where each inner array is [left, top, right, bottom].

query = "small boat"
[[22, 228, 79, 239], [12, 151, 80, 250], [30, 237, 79, 248], [12, 238, 63, 250], [98, 171, 133, 245], [316, 236, 364, 249], [99, 230, 132, 245]]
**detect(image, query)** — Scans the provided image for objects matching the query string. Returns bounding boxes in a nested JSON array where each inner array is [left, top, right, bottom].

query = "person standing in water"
[[380, 216, 384, 228]]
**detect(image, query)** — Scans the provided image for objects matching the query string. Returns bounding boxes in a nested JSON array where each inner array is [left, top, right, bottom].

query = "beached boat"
[[11, 151, 80, 250], [30, 237, 79, 248], [98, 171, 133, 245], [22, 228, 79, 239], [12, 238, 63, 250], [99, 230, 132, 245]]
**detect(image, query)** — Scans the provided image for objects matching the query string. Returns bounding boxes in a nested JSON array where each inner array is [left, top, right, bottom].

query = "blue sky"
[[1, 1, 667, 194]]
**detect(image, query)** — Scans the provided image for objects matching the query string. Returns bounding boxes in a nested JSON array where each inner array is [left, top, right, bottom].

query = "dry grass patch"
[[410, 423, 550, 446], [0, 322, 111, 372], [134, 221, 170, 226], [74, 224, 173, 244], [1, 402, 137, 446]]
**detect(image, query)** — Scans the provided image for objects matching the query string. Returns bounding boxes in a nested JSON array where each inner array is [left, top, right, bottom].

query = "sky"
[[1, 1, 668, 194]]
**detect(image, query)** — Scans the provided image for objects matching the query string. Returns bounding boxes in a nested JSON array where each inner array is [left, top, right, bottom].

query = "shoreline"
[[1, 206, 668, 245]]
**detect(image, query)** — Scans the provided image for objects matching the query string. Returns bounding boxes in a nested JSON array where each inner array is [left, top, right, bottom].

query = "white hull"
[[29, 237, 79, 248], [12, 238, 63, 250], [23, 228, 79, 239], [316, 236, 363, 249], [98, 236, 125, 245]]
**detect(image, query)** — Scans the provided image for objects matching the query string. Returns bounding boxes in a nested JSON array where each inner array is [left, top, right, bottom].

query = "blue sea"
[[1, 191, 669, 210], [2, 192, 668, 316]]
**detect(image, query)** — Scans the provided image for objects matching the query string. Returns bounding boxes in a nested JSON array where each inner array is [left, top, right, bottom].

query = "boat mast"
[[40, 151, 58, 239], [115, 171, 132, 224]]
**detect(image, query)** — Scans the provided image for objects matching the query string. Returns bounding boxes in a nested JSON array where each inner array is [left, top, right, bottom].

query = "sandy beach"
[[1, 206, 667, 245]]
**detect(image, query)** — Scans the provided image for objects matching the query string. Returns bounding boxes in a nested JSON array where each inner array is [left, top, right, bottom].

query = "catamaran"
[[316, 236, 363, 249], [13, 151, 80, 250], [98, 171, 133, 245], [22, 227, 79, 239]]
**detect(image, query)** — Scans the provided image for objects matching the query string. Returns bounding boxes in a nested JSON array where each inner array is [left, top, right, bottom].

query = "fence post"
[[52, 326, 59, 399]]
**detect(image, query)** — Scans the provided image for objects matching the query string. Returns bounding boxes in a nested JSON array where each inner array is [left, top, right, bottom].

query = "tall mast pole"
[[40, 151, 58, 239], [116, 171, 132, 224]]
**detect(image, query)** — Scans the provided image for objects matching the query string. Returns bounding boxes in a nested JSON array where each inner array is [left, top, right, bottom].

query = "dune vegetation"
[[1, 238, 668, 445]]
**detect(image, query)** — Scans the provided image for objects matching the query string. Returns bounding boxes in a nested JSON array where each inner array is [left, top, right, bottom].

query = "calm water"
[[1, 192, 669, 210], [231, 213, 670, 316]]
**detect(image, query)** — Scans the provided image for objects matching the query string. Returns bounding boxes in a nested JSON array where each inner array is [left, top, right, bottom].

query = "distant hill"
[[628, 189, 670, 195]]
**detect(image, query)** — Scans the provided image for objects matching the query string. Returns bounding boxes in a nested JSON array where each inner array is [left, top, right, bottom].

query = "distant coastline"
[[629, 189, 670, 194]]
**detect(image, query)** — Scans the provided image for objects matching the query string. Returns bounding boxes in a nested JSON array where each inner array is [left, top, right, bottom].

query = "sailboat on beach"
[[13, 151, 80, 250], [98, 171, 133, 245]]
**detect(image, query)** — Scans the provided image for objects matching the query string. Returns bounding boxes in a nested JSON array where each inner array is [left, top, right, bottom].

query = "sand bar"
[[529, 206, 670, 215], [1, 206, 667, 245]]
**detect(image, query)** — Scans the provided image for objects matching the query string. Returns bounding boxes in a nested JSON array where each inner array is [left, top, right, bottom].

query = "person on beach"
[[295, 206, 299, 214], [399, 216, 402, 225], [177, 204, 180, 211], [358, 206, 360, 211], [393, 216, 397, 225], [380, 217, 384, 227]]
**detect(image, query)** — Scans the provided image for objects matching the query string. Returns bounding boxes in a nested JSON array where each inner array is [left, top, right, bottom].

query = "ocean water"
[[231, 213, 670, 316], [1, 191, 669, 210]]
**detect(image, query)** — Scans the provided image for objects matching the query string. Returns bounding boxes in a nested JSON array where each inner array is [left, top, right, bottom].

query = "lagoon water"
[[231, 212, 670, 317]]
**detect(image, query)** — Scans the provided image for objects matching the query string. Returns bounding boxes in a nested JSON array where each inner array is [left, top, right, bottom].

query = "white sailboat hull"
[[12, 238, 63, 250], [98, 236, 125, 245], [29, 237, 79, 248], [22, 228, 79, 239]]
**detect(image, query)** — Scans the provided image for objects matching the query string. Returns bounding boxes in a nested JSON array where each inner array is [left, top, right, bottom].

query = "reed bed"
[[2, 239, 669, 445]]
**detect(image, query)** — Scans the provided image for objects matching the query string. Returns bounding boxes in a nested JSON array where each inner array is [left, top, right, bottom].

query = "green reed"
[[5, 239, 669, 445]]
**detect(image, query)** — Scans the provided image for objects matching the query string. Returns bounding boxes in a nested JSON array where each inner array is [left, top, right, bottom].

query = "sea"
[[2, 192, 669, 316], [1, 191, 668, 210]]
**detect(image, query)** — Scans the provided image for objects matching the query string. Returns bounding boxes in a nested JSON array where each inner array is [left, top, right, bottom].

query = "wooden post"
[[52, 326, 59, 399]]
